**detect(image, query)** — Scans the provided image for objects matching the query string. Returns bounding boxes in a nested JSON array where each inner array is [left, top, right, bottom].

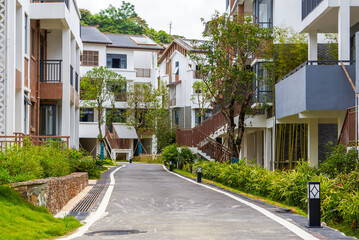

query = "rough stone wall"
[[12, 172, 88, 215]]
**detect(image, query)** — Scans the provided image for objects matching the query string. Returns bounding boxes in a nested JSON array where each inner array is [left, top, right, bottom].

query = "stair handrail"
[[338, 107, 356, 146]]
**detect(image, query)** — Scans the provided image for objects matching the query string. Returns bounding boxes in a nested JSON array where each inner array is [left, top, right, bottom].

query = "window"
[[253, 62, 272, 103], [31, 28, 35, 56], [253, 0, 273, 28], [80, 108, 94, 122], [173, 61, 179, 75], [107, 54, 127, 69], [25, 14, 28, 55], [195, 110, 212, 125], [106, 108, 126, 123], [81, 51, 99, 66], [174, 109, 179, 126]]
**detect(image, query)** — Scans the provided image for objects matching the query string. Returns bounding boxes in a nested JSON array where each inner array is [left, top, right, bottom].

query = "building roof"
[[81, 26, 112, 44], [176, 39, 207, 52], [81, 26, 164, 51], [104, 34, 164, 50], [158, 38, 207, 64]]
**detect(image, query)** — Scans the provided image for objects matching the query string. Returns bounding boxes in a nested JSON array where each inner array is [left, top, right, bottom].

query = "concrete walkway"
[[69, 164, 351, 240]]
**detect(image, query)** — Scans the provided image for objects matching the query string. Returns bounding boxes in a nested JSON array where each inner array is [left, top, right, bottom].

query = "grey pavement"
[[73, 164, 352, 240]]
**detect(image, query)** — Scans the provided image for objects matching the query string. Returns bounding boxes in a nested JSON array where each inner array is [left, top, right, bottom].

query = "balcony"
[[302, 0, 324, 20], [135, 68, 151, 78], [275, 61, 355, 120], [40, 60, 62, 83], [31, 0, 69, 9]]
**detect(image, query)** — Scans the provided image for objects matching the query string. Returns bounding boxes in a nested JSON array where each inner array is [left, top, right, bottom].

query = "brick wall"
[[11, 172, 88, 215]]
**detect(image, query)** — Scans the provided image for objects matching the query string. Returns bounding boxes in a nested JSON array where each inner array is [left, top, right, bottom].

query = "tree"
[[80, 67, 126, 154], [81, 3, 148, 35], [191, 80, 212, 124], [191, 13, 273, 158], [154, 82, 176, 152], [125, 83, 159, 154]]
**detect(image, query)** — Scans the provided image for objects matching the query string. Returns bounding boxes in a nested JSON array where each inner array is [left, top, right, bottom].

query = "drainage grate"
[[86, 230, 147, 236], [71, 185, 106, 212]]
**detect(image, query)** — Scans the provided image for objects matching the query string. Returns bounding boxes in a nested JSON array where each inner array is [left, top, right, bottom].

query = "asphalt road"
[[72, 164, 323, 240]]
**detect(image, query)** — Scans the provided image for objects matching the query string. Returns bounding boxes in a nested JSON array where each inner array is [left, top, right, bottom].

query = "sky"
[[76, 0, 224, 40]]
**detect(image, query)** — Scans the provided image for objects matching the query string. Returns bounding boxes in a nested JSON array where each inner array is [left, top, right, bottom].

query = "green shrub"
[[71, 156, 104, 179], [178, 147, 195, 169], [321, 143, 358, 178], [161, 144, 179, 166]]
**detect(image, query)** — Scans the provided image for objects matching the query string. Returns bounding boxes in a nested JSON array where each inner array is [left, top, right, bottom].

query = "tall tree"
[[80, 67, 126, 153], [154, 82, 176, 152], [125, 83, 159, 154], [191, 80, 212, 124], [191, 13, 273, 158]]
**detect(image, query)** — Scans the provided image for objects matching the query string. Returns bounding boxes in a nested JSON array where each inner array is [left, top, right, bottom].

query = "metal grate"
[[71, 184, 106, 212]]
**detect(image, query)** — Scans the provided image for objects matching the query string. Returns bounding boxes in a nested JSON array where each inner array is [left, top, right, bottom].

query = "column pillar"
[[338, 1, 350, 61], [256, 130, 263, 166], [308, 119, 319, 167], [61, 28, 71, 137], [308, 30, 318, 61], [264, 128, 272, 170]]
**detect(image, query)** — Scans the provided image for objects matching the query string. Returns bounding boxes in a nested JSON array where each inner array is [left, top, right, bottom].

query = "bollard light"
[[169, 161, 173, 171], [197, 166, 202, 183], [308, 182, 321, 228], [129, 158, 132, 164]]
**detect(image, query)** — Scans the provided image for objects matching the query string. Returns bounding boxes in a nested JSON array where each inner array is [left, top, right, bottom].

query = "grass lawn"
[[0, 186, 81, 240]]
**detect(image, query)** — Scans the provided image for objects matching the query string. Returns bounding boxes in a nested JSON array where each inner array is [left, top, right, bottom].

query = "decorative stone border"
[[12, 172, 88, 215]]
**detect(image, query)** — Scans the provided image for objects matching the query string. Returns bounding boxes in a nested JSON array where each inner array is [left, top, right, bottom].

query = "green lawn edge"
[[0, 185, 82, 240]]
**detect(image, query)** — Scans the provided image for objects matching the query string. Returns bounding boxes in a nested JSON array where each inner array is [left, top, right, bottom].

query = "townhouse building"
[[276, 0, 359, 167], [79, 26, 163, 160], [0, 0, 82, 148], [175, 0, 303, 167], [158, 38, 213, 129]]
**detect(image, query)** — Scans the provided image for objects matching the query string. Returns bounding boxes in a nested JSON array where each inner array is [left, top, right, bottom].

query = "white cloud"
[[76, 0, 224, 39]]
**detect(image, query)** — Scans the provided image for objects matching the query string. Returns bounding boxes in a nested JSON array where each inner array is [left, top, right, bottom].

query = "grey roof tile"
[[81, 26, 112, 44]]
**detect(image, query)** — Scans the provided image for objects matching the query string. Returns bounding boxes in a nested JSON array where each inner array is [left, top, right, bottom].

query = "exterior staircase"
[[338, 107, 356, 146], [177, 106, 241, 162], [105, 124, 131, 160]]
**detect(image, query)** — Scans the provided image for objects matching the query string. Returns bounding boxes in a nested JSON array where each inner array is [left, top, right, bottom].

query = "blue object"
[[138, 141, 142, 155], [231, 157, 239, 164], [100, 142, 104, 160]]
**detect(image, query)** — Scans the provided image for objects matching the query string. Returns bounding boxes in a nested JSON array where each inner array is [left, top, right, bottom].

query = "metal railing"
[[40, 60, 62, 83], [70, 65, 73, 86], [0, 133, 70, 153], [31, 0, 69, 9], [75, 72, 79, 92], [135, 68, 151, 78], [278, 60, 354, 83], [302, 0, 324, 20]]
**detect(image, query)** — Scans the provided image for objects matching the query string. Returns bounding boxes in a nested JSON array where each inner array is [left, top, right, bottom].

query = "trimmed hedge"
[[192, 160, 359, 232]]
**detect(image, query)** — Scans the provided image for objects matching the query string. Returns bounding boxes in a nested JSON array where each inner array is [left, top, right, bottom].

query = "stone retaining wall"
[[11, 172, 88, 215]]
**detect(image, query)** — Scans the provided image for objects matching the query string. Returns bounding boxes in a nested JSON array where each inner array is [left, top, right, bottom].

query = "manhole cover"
[[86, 230, 147, 236]]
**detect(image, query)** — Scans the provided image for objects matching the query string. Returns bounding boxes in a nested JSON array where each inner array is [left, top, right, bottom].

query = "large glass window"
[[106, 108, 126, 123], [253, 0, 273, 28], [40, 104, 57, 136], [174, 109, 179, 126], [195, 110, 212, 125], [107, 54, 127, 69], [80, 108, 94, 122], [253, 62, 272, 103]]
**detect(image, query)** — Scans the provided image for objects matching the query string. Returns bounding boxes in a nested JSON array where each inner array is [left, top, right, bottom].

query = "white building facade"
[[79, 26, 163, 160], [0, 0, 82, 148], [158, 39, 213, 129]]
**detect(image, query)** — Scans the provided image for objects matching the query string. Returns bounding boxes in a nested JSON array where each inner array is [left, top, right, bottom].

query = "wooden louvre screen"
[[81, 51, 99, 66]]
